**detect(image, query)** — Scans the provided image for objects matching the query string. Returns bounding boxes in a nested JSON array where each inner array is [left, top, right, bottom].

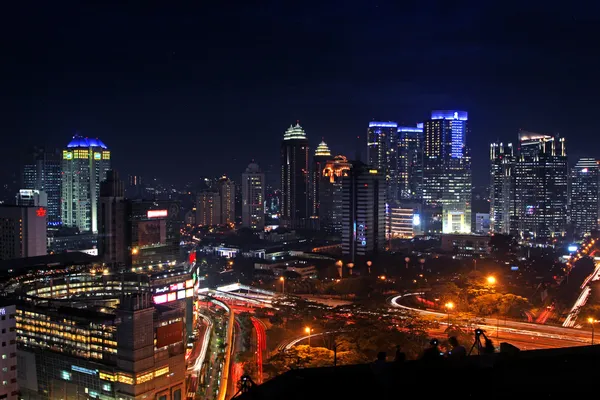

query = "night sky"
[[3, 1, 600, 187]]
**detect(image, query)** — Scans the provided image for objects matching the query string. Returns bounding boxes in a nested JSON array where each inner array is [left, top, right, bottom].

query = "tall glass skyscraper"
[[367, 121, 399, 203], [61, 135, 111, 233], [281, 123, 309, 229], [398, 124, 423, 200], [515, 131, 567, 240], [23, 146, 62, 226], [422, 111, 471, 233], [312, 140, 331, 218], [242, 162, 265, 230], [490, 142, 516, 234], [570, 158, 599, 238]]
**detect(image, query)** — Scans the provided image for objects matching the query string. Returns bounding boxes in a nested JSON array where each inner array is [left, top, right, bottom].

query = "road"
[[391, 293, 594, 347], [251, 317, 266, 384]]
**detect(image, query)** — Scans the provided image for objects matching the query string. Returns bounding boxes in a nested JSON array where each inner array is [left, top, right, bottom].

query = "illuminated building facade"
[[389, 206, 416, 238], [196, 191, 220, 226], [15, 273, 186, 400], [570, 158, 599, 237], [515, 131, 568, 240], [490, 142, 516, 234], [22, 147, 62, 227], [242, 162, 265, 230], [422, 111, 471, 233], [281, 123, 310, 229], [312, 140, 332, 219], [0, 205, 47, 260], [61, 135, 111, 233], [319, 155, 351, 234], [367, 122, 399, 203], [341, 162, 386, 261], [16, 189, 47, 208], [218, 176, 236, 225], [0, 301, 17, 400], [398, 124, 423, 200]]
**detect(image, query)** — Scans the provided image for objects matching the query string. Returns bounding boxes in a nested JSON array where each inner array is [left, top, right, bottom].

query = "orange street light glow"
[[487, 276, 497, 285]]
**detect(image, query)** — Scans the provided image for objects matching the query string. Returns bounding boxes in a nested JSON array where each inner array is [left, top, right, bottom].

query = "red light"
[[36, 207, 47, 217]]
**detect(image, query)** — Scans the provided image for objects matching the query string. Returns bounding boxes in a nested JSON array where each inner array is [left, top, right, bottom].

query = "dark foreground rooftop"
[[237, 344, 600, 399]]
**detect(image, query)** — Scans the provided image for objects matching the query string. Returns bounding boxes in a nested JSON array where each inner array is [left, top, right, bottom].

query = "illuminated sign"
[[0, 308, 5, 316], [177, 290, 186, 300], [412, 214, 421, 226], [170, 282, 184, 292], [582, 168, 589, 173], [568, 245, 578, 253], [147, 209, 168, 218], [155, 286, 169, 294], [368, 122, 397, 128], [72, 365, 97, 375], [94, 152, 102, 160], [167, 292, 177, 302], [154, 294, 167, 304], [369, 169, 378, 174], [185, 279, 194, 289], [19, 189, 34, 196], [36, 207, 47, 217]]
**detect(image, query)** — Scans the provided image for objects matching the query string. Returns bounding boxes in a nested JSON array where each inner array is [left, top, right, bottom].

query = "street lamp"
[[404, 257, 410, 269], [305, 327, 313, 348], [366, 260, 372, 275], [588, 317, 597, 345], [279, 276, 285, 295], [444, 302, 454, 326], [486, 276, 497, 285]]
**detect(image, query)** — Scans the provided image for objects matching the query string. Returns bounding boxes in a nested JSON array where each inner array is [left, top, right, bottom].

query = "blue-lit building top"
[[398, 126, 423, 133], [368, 121, 397, 128], [67, 135, 108, 149], [431, 110, 468, 121]]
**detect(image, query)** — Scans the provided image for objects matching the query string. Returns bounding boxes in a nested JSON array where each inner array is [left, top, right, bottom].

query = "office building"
[[16, 275, 186, 400], [0, 206, 47, 260], [475, 213, 491, 234], [389, 206, 416, 238], [218, 176, 235, 225], [61, 135, 111, 233], [319, 155, 352, 234], [515, 131, 568, 240], [398, 124, 423, 200], [490, 142, 516, 234], [281, 123, 309, 229], [312, 140, 332, 218], [570, 158, 599, 237], [98, 170, 127, 267], [241, 162, 265, 230], [22, 147, 62, 226], [341, 162, 386, 261], [422, 111, 471, 233], [367, 121, 399, 202], [0, 301, 17, 400], [196, 191, 220, 226], [15, 189, 47, 208]]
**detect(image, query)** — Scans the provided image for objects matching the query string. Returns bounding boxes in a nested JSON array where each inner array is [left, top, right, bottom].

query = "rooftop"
[[66, 134, 108, 149], [283, 123, 307, 141]]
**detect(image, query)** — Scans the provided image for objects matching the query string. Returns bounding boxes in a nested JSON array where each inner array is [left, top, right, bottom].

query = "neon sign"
[[36, 207, 47, 217], [147, 210, 168, 218]]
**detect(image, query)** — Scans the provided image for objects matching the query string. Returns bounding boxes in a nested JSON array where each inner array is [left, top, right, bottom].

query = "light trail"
[[564, 262, 600, 327], [189, 314, 213, 377]]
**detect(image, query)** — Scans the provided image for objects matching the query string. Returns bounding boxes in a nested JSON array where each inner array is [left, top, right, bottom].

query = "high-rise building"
[[475, 213, 491, 234], [242, 162, 265, 230], [196, 191, 221, 226], [0, 205, 47, 260], [570, 158, 599, 237], [15, 189, 47, 208], [22, 147, 62, 226], [341, 162, 386, 261], [367, 121, 399, 203], [319, 155, 352, 234], [218, 176, 235, 225], [490, 142, 516, 234], [422, 111, 471, 233], [61, 135, 111, 233], [0, 300, 17, 400], [515, 131, 568, 240], [312, 140, 332, 218], [98, 170, 127, 267], [398, 124, 423, 200], [281, 123, 309, 229]]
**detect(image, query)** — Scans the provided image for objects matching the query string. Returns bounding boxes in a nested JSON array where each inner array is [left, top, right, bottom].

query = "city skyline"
[[3, 2, 600, 187]]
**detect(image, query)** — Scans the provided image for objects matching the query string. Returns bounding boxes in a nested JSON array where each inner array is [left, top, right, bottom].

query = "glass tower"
[[367, 121, 399, 203], [281, 123, 310, 229], [570, 158, 599, 238], [398, 124, 423, 200], [490, 142, 516, 234], [23, 146, 62, 226]]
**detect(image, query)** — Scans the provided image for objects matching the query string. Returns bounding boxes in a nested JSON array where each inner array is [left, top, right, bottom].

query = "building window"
[[173, 389, 182, 400]]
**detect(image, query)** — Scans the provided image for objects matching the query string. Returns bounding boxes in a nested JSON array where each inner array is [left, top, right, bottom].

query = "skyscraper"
[[242, 162, 265, 230], [98, 170, 127, 267], [398, 124, 423, 200], [61, 135, 111, 233], [422, 111, 471, 233], [341, 162, 386, 261], [281, 123, 309, 229], [570, 158, 599, 237], [196, 191, 220, 226], [490, 142, 516, 234], [312, 140, 332, 217], [0, 205, 47, 260], [320, 155, 352, 234], [218, 176, 235, 225], [23, 146, 62, 226], [515, 131, 568, 240], [367, 121, 399, 203]]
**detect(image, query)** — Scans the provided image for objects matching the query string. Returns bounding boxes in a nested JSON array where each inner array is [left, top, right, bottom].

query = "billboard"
[[138, 220, 166, 247], [156, 321, 183, 348], [147, 209, 168, 218]]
